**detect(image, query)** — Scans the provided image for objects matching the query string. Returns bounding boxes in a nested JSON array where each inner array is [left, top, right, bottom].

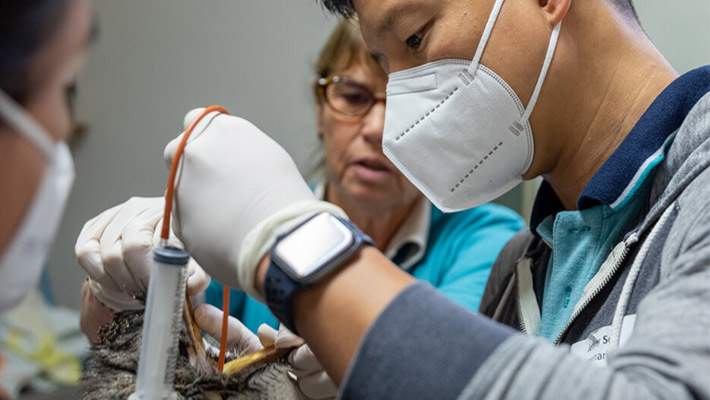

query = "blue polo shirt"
[[532, 66, 710, 341]]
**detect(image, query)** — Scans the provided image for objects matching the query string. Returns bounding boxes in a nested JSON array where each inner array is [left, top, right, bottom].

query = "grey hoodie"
[[339, 67, 710, 400]]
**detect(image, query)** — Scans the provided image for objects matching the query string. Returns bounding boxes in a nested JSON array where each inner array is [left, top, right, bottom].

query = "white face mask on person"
[[382, 0, 562, 212], [0, 88, 75, 312]]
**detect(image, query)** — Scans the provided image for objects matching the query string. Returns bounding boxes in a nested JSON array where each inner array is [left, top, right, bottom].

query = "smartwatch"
[[264, 212, 374, 333]]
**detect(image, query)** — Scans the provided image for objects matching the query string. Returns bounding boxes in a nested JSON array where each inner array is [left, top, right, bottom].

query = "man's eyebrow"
[[376, 3, 410, 38]]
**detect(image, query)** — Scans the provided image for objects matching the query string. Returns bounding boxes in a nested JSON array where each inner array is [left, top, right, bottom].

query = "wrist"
[[263, 213, 373, 334], [238, 201, 348, 302], [255, 255, 271, 296]]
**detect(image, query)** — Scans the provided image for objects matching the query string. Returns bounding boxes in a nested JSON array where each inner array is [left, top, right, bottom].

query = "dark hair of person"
[[0, 0, 73, 105], [318, 0, 639, 21], [318, 0, 356, 18]]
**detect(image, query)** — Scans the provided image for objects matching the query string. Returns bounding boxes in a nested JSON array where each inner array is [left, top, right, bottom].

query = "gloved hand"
[[163, 108, 346, 300], [75, 196, 211, 311], [258, 324, 338, 399], [193, 303, 263, 356]]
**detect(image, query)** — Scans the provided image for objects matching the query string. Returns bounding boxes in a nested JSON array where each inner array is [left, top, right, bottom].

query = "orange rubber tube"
[[161, 105, 228, 240], [161, 105, 232, 372], [218, 287, 230, 372]]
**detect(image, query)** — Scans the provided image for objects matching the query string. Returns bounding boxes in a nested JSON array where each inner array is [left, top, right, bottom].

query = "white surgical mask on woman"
[[0, 88, 75, 312], [382, 0, 562, 212]]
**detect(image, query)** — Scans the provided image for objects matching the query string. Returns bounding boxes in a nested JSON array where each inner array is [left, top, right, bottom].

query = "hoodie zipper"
[[515, 257, 540, 335], [553, 233, 639, 344], [517, 295, 527, 334]]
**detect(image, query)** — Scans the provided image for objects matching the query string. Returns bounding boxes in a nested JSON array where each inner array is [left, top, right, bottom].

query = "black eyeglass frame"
[[315, 76, 385, 118]]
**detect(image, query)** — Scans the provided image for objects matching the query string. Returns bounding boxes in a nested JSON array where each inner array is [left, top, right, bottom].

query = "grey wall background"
[[48, 1, 710, 309]]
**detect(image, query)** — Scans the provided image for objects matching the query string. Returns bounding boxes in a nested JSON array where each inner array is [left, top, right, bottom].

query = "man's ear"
[[540, 0, 571, 26]]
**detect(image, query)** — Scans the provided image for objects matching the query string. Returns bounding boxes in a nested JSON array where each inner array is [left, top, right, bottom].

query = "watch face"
[[273, 213, 355, 279]]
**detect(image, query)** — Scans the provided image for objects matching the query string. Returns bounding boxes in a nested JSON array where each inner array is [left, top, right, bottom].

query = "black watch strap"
[[264, 264, 300, 334], [265, 215, 373, 334]]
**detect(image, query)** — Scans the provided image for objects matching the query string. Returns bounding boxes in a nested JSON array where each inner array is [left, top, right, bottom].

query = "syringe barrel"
[[129, 246, 189, 400]]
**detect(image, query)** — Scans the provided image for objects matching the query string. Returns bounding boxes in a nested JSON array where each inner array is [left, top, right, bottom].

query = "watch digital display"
[[272, 213, 355, 278]]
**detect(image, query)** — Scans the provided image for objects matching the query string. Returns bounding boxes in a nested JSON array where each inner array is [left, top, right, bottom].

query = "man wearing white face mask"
[[78, 0, 709, 399]]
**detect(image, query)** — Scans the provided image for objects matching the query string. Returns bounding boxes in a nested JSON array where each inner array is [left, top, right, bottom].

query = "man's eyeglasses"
[[316, 76, 385, 118]]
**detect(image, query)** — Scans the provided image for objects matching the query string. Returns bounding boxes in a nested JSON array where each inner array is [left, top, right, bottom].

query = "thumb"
[[257, 323, 277, 348], [194, 303, 261, 353], [186, 259, 211, 297], [163, 107, 204, 168], [194, 303, 226, 341], [163, 107, 220, 169], [183, 107, 206, 130], [275, 324, 305, 349], [163, 134, 183, 170]]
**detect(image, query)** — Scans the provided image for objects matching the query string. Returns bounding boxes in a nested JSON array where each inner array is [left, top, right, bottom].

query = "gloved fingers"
[[75, 204, 125, 294], [87, 278, 144, 311], [194, 304, 262, 354], [163, 134, 182, 173], [164, 108, 222, 169], [194, 303, 230, 341], [289, 344, 323, 374], [186, 258, 211, 297], [119, 215, 163, 293], [275, 324, 305, 349], [296, 371, 338, 399], [100, 199, 163, 296], [183, 108, 206, 129], [149, 215, 210, 297], [257, 323, 278, 348]]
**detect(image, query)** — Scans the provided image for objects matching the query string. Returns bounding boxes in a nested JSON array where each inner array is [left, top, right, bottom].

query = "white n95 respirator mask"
[[382, 0, 562, 212], [0, 88, 75, 312]]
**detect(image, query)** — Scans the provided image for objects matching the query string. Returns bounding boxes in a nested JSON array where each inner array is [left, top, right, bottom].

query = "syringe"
[[130, 106, 231, 399], [128, 245, 189, 400]]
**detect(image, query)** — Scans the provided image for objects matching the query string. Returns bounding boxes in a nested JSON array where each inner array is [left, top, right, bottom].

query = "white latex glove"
[[163, 108, 346, 300], [75, 196, 211, 311], [258, 324, 338, 399], [194, 303, 263, 356]]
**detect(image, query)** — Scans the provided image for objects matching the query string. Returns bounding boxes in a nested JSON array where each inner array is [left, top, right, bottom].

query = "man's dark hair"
[[0, 0, 72, 104], [319, 0, 355, 18], [318, 0, 638, 21]]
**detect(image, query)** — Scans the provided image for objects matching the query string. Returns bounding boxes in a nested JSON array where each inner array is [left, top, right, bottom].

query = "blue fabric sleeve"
[[340, 282, 517, 400]]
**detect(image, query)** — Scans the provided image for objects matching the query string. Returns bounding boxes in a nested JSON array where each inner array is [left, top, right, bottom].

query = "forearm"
[[256, 246, 415, 383]]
